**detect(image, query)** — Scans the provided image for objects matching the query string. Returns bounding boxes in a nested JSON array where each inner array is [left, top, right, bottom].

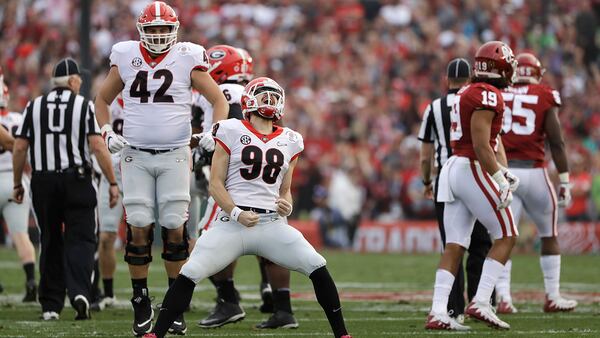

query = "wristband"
[[14, 184, 22, 189], [230, 206, 243, 222], [109, 182, 118, 187], [422, 179, 432, 186], [491, 170, 508, 186], [558, 172, 570, 184]]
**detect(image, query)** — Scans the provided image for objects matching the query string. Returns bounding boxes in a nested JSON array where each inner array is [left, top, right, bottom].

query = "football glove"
[[192, 131, 215, 152], [492, 170, 513, 210], [499, 165, 519, 192], [101, 125, 128, 154], [557, 172, 571, 207]]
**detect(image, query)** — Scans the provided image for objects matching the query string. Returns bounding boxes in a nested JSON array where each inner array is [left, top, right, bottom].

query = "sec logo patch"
[[131, 57, 143, 68], [240, 135, 251, 145]]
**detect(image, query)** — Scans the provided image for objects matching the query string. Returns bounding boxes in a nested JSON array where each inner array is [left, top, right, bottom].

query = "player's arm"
[[95, 66, 124, 128], [545, 107, 568, 174], [191, 70, 229, 123], [495, 135, 508, 167], [276, 158, 298, 217], [12, 138, 28, 203], [471, 110, 501, 175], [0, 126, 14, 150], [209, 142, 259, 227]]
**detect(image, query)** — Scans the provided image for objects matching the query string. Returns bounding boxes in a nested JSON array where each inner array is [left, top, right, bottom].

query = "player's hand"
[[12, 184, 24, 204], [238, 211, 259, 227], [503, 170, 520, 192], [492, 170, 512, 210], [557, 183, 572, 208], [192, 132, 215, 152], [276, 198, 293, 217], [423, 183, 433, 200], [108, 184, 120, 208], [101, 125, 128, 154]]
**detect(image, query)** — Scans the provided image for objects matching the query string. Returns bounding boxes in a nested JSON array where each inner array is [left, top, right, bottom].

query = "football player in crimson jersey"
[[191, 45, 299, 329], [94, 1, 228, 336], [495, 53, 577, 314], [426, 41, 520, 331], [0, 80, 38, 303], [144, 77, 351, 338]]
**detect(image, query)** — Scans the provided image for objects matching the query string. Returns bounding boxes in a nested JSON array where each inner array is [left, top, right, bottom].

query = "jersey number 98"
[[240, 146, 284, 184]]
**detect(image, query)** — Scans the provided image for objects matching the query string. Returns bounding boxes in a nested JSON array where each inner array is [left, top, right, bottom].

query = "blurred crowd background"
[[0, 0, 599, 247]]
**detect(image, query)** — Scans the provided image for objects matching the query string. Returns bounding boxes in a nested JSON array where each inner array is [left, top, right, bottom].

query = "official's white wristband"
[[230, 206, 243, 222], [492, 170, 508, 186], [559, 172, 570, 184]]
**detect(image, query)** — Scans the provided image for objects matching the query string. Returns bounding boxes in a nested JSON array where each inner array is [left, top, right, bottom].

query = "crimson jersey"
[[450, 82, 505, 160], [501, 83, 561, 166]]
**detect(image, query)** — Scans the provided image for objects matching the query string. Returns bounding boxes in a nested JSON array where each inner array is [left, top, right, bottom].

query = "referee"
[[418, 58, 493, 321], [12, 58, 119, 321]]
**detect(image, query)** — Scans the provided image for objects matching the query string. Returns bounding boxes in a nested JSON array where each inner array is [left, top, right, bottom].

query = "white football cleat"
[[41, 311, 60, 320], [544, 295, 578, 313], [466, 301, 510, 330], [496, 297, 518, 314], [425, 312, 470, 331]]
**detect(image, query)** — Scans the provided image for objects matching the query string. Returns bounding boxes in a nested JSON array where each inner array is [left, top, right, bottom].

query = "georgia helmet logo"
[[210, 50, 226, 60]]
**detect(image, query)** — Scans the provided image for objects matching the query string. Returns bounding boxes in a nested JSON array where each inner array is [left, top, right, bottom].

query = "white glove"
[[492, 170, 513, 210], [192, 131, 215, 152], [500, 166, 520, 192], [101, 125, 128, 154], [557, 172, 572, 208]]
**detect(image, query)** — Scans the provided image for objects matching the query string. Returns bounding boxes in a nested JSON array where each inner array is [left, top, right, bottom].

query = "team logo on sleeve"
[[131, 57, 143, 68], [286, 131, 298, 143], [240, 135, 251, 145]]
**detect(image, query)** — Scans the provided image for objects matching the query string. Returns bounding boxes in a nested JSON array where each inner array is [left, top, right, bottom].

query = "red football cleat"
[[466, 301, 510, 330], [544, 295, 577, 313], [425, 313, 470, 331]]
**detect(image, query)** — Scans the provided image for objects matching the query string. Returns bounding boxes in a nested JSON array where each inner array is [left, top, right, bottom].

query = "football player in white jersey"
[[0, 81, 37, 302], [144, 77, 352, 338], [94, 2, 228, 336], [92, 94, 125, 311], [192, 45, 299, 329]]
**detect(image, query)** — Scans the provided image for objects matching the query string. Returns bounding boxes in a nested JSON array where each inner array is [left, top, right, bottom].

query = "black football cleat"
[[131, 294, 154, 336], [23, 280, 37, 303], [168, 312, 187, 335], [197, 298, 245, 328], [73, 295, 91, 320], [255, 310, 299, 329]]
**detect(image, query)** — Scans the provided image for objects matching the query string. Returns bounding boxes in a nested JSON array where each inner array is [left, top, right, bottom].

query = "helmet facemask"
[[243, 81, 285, 121], [137, 22, 179, 54]]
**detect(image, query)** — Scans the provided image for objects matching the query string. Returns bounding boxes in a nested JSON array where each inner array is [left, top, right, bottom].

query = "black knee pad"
[[161, 224, 190, 262], [124, 223, 153, 265]]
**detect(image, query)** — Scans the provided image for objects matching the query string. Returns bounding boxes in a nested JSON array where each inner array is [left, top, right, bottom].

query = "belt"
[[507, 159, 538, 169], [33, 166, 87, 175], [130, 146, 179, 155], [238, 206, 276, 214]]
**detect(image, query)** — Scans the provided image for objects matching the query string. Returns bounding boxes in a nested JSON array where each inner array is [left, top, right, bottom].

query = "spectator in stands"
[[311, 185, 350, 248]]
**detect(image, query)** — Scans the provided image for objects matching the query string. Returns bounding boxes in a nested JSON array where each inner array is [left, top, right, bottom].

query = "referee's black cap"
[[53, 58, 81, 78], [447, 58, 471, 79]]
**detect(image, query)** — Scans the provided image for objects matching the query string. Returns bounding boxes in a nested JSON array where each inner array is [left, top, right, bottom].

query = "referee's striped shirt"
[[417, 89, 458, 168], [15, 87, 100, 172]]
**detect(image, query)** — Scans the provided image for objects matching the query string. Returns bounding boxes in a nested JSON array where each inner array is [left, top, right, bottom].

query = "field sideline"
[[0, 248, 598, 337]]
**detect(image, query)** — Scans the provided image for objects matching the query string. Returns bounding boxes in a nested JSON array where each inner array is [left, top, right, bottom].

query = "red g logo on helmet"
[[241, 77, 285, 121]]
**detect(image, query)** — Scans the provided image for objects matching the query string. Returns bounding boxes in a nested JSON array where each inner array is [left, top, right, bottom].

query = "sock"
[[215, 279, 238, 304], [431, 269, 455, 314], [23, 262, 35, 282], [474, 258, 504, 304], [132, 278, 148, 297], [208, 275, 217, 288], [273, 288, 292, 314], [310, 267, 348, 338], [152, 275, 195, 338], [103, 278, 114, 298], [259, 259, 268, 284], [495, 259, 512, 302], [540, 255, 560, 298]]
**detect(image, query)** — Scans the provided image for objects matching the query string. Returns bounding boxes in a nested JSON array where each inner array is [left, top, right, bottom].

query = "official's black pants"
[[31, 172, 97, 313], [434, 180, 493, 315]]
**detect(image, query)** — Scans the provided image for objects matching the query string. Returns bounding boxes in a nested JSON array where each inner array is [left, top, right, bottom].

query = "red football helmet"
[[137, 1, 179, 54], [515, 52, 545, 84], [241, 77, 285, 121], [0, 82, 8, 109], [207, 45, 251, 84], [237, 48, 254, 82], [473, 41, 517, 86]]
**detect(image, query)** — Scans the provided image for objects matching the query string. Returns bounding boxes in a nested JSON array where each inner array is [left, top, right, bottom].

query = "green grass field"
[[0, 247, 598, 337]]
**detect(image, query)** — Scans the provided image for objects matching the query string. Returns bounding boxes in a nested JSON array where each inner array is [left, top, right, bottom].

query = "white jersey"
[[0, 112, 22, 171], [194, 82, 244, 131], [110, 40, 210, 149], [213, 119, 303, 211]]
